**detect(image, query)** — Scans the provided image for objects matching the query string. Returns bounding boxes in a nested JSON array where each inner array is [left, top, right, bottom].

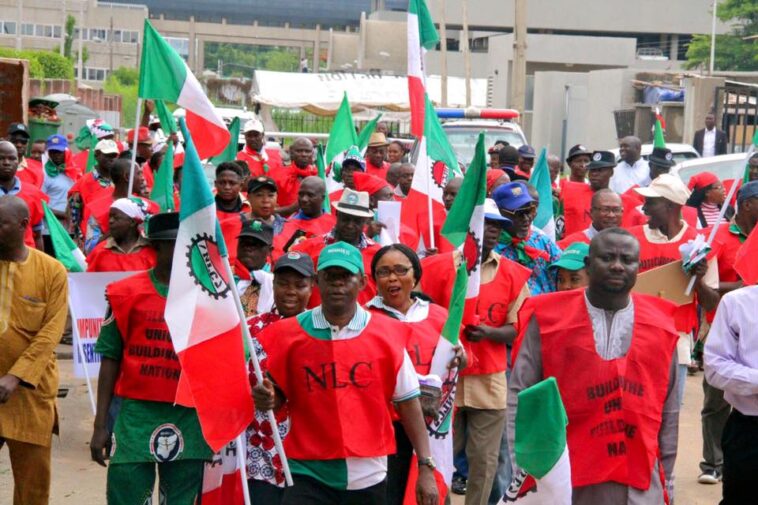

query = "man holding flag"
[[90, 212, 213, 504], [253, 241, 439, 505], [508, 228, 681, 504]]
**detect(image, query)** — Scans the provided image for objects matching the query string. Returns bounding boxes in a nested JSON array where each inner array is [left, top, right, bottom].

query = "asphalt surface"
[[0, 346, 723, 504]]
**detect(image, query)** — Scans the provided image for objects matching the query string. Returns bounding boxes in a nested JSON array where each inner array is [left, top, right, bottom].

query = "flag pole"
[[127, 97, 143, 196], [68, 297, 96, 415], [220, 256, 294, 487], [235, 432, 253, 505], [684, 144, 753, 295], [423, 139, 436, 251]]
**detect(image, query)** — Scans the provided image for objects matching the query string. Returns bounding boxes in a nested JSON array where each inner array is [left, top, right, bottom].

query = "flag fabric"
[[315, 143, 331, 213], [210, 117, 241, 167], [164, 118, 254, 452], [401, 94, 461, 252], [403, 133, 488, 505], [501, 378, 571, 504], [150, 142, 175, 211], [528, 148, 556, 240], [154, 99, 178, 135], [407, 0, 439, 138], [742, 130, 758, 183], [735, 213, 758, 285], [200, 440, 245, 505], [42, 201, 87, 272], [653, 108, 666, 149], [324, 94, 360, 194], [357, 113, 383, 151], [139, 20, 229, 160]]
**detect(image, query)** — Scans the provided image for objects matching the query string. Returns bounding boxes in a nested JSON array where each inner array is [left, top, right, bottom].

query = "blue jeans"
[[676, 364, 687, 407]]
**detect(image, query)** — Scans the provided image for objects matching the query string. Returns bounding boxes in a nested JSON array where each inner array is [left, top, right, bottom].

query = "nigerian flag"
[[315, 143, 331, 213], [150, 142, 175, 212], [324, 93, 359, 193], [501, 378, 572, 504], [357, 113, 383, 150], [653, 108, 666, 149], [210, 117, 241, 167], [42, 201, 87, 272], [529, 148, 556, 240]]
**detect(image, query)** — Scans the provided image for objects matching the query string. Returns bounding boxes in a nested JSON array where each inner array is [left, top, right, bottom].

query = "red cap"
[[486, 169, 508, 192], [352, 172, 390, 196], [687, 171, 720, 191], [127, 126, 153, 144]]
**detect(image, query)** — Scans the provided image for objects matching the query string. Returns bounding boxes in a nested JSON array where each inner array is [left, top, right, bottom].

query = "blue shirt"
[[495, 228, 562, 295], [42, 172, 75, 212]]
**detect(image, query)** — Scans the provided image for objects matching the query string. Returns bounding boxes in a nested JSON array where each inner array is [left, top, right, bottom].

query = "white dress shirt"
[[703, 128, 717, 157], [609, 158, 651, 194], [705, 285, 758, 415]]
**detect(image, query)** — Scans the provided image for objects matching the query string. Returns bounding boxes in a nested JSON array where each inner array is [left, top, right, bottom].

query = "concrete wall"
[[429, 0, 731, 35], [531, 72, 589, 158], [683, 76, 725, 144]]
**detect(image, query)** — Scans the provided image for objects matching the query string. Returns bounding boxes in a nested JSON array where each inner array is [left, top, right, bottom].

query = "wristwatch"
[[418, 456, 436, 471]]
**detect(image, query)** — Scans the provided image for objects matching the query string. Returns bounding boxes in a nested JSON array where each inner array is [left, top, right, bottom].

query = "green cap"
[[549, 242, 589, 271], [318, 241, 364, 274]]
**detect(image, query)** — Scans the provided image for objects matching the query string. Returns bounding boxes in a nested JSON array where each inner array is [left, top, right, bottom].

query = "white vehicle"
[[672, 153, 749, 186], [610, 143, 700, 165], [438, 108, 527, 166]]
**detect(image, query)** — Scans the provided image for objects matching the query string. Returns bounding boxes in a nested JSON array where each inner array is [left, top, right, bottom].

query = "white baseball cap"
[[634, 173, 691, 206], [94, 139, 119, 155], [243, 118, 264, 134]]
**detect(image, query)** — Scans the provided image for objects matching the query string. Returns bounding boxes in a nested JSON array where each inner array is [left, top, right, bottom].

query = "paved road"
[[0, 352, 723, 504]]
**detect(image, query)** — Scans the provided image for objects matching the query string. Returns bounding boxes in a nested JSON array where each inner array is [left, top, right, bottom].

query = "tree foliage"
[[204, 43, 300, 76], [0, 47, 74, 79], [104, 66, 139, 126], [63, 15, 76, 60], [685, 0, 758, 71]]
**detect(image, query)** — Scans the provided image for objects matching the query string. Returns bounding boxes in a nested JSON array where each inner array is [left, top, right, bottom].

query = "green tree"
[[0, 48, 74, 79], [63, 15, 76, 60], [685, 0, 758, 71], [104, 66, 139, 126]]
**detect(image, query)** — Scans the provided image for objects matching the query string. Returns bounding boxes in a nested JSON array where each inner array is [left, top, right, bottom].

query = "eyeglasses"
[[502, 205, 537, 219], [375, 265, 412, 278], [591, 206, 624, 215]]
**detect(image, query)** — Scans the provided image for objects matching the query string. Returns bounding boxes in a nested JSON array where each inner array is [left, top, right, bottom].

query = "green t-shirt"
[[96, 269, 212, 464]]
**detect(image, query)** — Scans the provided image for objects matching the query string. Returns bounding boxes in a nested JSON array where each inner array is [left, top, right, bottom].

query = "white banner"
[[69, 271, 137, 378]]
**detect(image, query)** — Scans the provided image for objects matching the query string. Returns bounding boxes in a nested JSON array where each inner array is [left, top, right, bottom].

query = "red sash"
[[272, 213, 337, 260], [259, 312, 404, 459], [560, 181, 593, 236], [108, 272, 181, 403], [528, 290, 678, 490]]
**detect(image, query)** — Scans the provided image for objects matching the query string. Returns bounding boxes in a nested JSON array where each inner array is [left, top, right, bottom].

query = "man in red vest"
[[365, 132, 391, 179], [7, 122, 43, 188], [421, 199, 531, 505], [236, 118, 281, 178], [558, 189, 623, 249], [273, 137, 317, 215], [0, 140, 47, 249], [509, 228, 681, 503], [630, 173, 720, 406], [90, 212, 212, 504], [253, 241, 438, 505], [273, 176, 336, 258]]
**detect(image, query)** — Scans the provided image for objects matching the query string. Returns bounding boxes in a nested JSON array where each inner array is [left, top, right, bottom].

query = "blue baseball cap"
[[518, 145, 536, 159], [46, 134, 68, 152], [738, 180, 758, 204], [492, 181, 534, 212]]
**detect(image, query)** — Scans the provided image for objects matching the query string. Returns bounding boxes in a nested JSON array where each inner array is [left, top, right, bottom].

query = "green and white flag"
[[653, 107, 666, 149], [356, 113, 383, 151], [315, 143, 331, 214], [154, 99, 178, 135], [210, 117, 241, 167], [501, 377, 571, 504], [150, 142, 175, 212], [325, 93, 359, 193], [42, 201, 87, 272], [528, 148, 556, 240]]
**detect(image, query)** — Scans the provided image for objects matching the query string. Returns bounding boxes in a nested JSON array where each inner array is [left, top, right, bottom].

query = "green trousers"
[[106, 459, 204, 505]]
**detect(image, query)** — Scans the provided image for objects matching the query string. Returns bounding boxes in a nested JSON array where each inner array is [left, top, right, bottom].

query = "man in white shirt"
[[693, 113, 728, 158], [609, 136, 650, 194], [705, 286, 758, 504]]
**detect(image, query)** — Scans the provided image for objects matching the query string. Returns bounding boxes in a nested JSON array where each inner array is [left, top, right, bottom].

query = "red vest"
[[217, 209, 243, 265], [271, 164, 318, 209], [526, 290, 678, 490], [85, 193, 159, 236], [236, 147, 281, 178], [292, 236, 380, 308], [561, 181, 593, 236], [272, 213, 337, 260], [629, 225, 699, 333], [259, 312, 404, 460], [14, 181, 48, 248], [365, 160, 390, 180], [557, 229, 592, 250], [17, 158, 44, 188], [68, 171, 112, 206], [86, 241, 157, 272], [107, 271, 181, 403]]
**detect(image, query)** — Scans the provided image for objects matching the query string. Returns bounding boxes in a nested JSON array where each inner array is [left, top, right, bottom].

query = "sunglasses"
[[502, 205, 536, 219]]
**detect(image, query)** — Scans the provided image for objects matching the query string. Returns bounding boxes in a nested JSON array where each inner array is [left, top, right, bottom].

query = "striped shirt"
[[700, 202, 722, 227]]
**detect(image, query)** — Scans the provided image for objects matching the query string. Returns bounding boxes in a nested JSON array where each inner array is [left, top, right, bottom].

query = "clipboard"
[[632, 260, 694, 306]]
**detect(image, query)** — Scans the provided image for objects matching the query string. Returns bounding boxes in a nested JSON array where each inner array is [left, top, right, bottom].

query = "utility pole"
[[439, 0, 448, 106], [77, 2, 84, 81], [709, 0, 718, 75], [510, 0, 527, 113], [109, 16, 114, 74], [15, 1, 21, 50], [461, 0, 471, 107], [60, 0, 66, 56]]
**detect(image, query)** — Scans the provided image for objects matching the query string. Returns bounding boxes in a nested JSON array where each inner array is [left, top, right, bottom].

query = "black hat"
[[145, 212, 180, 240], [274, 251, 315, 277], [7, 122, 29, 138], [247, 176, 277, 194], [648, 147, 675, 168], [565, 144, 591, 162], [587, 151, 616, 170], [238, 218, 273, 245]]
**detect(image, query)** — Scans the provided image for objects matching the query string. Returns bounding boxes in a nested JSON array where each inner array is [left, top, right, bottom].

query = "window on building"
[[126, 31, 138, 44], [21, 23, 34, 36], [53, 25, 62, 38], [91, 28, 106, 42], [1, 21, 17, 35], [82, 67, 108, 81]]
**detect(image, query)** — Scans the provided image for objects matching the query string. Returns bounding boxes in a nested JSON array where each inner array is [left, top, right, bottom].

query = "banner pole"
[[127, 98, 144, 196], [220, 256, 294, 487], [236, 432, 252, 505], [68, 297, 96, 415]]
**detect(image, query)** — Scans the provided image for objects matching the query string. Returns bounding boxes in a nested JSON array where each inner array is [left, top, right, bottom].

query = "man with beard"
[[508, 228, 681, 504], [274, 137, 317, 215], [273, 176, 336, 257]]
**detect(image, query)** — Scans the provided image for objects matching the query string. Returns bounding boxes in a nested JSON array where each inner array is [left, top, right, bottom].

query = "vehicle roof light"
[[436, 107, 520, 120]]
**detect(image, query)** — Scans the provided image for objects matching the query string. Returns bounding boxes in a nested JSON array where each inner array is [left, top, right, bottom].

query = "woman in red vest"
[[366, 244, 464, 505], [86, 198, 157, 272]]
